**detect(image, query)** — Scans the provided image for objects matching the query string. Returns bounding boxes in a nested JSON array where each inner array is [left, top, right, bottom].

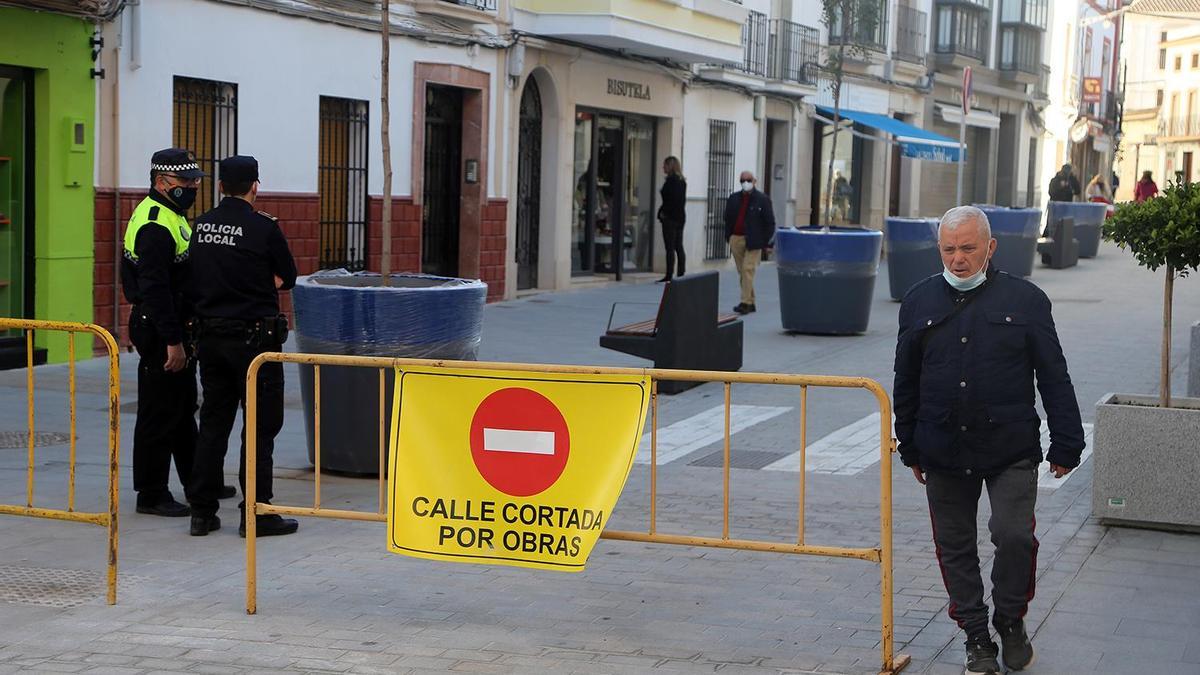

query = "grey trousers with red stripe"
[[925, 457, 1040, 639]]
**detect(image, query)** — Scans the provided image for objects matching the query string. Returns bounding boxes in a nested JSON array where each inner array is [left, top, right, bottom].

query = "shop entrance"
[[422, 84, 463, 277], [0, 66, 31, 335], [571, 109, 656, 279]]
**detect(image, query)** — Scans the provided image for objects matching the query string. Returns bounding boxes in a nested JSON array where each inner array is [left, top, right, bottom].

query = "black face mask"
[[168, 186, 198, 211]]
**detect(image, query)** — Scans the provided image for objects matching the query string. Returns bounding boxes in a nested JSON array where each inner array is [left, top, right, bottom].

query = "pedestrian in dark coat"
[[657, 156, 687, 282], [893, 205, 1085, 675], [723, 170, 775, 314]]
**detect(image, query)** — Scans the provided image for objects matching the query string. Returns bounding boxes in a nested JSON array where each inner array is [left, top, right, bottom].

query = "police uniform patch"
[[148, 206, 160, 221], [256, 210, 277, 222], [180, 225, 191, 241]]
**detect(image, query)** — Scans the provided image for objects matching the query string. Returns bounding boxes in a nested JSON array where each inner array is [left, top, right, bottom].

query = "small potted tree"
[[775, 0, 883, 334], [1092, 180, 1200, 529]]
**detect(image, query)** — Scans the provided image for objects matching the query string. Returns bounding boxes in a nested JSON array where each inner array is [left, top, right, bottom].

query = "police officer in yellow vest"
[[120, 148, 206, 517]]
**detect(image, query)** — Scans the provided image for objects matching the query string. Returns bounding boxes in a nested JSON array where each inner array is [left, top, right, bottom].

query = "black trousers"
[[129, 315, 196, 505], [188, 332, 284, 518], [925, 457, 1040, 639], [660, 218, 686, 278]]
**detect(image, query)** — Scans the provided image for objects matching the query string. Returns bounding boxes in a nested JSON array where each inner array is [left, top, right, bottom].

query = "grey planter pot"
[[1190, 321, 1200, 398], [1092, 393, 1200, 531]]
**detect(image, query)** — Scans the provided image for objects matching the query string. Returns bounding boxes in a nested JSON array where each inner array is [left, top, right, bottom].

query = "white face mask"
[[741, 181, 754, 192], [942, 251, 991, 292]]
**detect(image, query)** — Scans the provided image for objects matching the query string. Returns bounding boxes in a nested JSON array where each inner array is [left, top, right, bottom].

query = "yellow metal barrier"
[[0, 319, 120, 605], [244, 353, 910, 675]]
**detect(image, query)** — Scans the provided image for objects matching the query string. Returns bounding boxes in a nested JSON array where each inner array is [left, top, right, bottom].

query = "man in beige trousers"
[[723, 170, 777, 314]]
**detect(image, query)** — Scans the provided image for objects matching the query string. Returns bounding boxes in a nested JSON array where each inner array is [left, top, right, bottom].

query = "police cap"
[[219, 155, 260, 184], [150, 147, 207, 179]]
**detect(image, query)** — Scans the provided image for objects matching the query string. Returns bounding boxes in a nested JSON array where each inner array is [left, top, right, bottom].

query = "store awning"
[[814, 106, 962, 163]]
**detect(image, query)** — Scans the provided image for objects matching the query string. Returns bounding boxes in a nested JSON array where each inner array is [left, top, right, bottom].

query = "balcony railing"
[[828, 0, 890, 53], [934, 3, 989, 62], [440, 0, 497, 10], [735, 10, 770, 76], [894, 4, 928, 64], [768, 19, 820, 84], [1159, 113, 1200, 137]]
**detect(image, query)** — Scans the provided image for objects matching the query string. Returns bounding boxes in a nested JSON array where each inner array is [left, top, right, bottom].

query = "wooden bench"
[[599, 271, 744, 394]]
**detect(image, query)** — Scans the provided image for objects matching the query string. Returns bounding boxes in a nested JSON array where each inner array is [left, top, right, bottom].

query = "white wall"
[[108, 0, 500, 196]]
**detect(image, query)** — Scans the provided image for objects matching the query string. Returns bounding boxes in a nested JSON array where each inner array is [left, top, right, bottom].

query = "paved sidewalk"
[[0, 241, 1198, 674]]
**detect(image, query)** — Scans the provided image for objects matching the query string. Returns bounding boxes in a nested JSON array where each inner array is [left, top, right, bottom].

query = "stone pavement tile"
[[78, 668, 145, 675], [29, 663, 87, 673], [289, 657, 353, 672], [448, 661, 512, 673], [392, 654, 461, 670], [1096, 653, 1198, 675], [1115, 616, 1198, 643]]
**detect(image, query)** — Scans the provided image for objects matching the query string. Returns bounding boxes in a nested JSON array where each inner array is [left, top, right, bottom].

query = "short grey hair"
[[939, 206, 991, 240]]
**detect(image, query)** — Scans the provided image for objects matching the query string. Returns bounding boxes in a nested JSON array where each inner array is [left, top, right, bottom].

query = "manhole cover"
[[0, 431, 72, 449], [0, 566, 116, 609]]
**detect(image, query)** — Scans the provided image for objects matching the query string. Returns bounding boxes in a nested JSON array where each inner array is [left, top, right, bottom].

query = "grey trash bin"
[[291, 270, 487, 475]]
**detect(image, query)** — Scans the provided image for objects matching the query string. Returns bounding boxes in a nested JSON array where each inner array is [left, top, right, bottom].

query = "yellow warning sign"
[[386, 366, 650, 571]]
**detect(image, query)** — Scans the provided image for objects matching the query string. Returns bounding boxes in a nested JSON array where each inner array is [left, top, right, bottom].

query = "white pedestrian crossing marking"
[[483, 428, 555, 455], [634, 405, 792, 466], [760, 413, 1094, 486], [761, 413, 885, 475]]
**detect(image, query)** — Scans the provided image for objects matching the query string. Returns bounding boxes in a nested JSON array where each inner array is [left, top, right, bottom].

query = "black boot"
[[964, 635, 1001, 675], [189, 514, 220, 536]]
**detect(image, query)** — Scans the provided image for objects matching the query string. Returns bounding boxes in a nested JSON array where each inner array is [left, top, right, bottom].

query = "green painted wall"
[[0, 8, 96, 362]]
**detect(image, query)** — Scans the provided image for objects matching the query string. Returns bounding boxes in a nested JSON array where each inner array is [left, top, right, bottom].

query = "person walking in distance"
[[893, 206, 1085, 674], [1134, 170, 1159, 203], [723, 170, 776, 314], [656, 156, 687, 282], [1047, 164, 1081, 203], [186, 156, 299, 538], [121, 148, 203, 518]]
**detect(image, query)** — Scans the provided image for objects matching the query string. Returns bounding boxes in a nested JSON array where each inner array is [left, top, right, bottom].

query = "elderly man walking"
[[723, 170, 775, 315], [893, 206, 1085, 675]]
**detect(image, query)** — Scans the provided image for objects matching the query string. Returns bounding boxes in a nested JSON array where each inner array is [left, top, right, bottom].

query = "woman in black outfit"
[[657, 156, 687, 282]]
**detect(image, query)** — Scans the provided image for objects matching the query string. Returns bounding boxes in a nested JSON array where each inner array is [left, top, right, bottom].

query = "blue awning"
[[815, 106, 962, 163]]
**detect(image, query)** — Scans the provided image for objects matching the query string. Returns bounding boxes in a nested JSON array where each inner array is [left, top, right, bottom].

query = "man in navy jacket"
[[893, 206, 1085, 675], [723, 170, 775, 314]]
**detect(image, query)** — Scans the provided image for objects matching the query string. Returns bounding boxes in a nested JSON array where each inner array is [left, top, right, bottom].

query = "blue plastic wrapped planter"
[[1047, 201, 1107, 258], [775, 227, 883, 334], [975, 206, 1041, 278], [884, 217, 941, 301], [292, 270, 487, 474]]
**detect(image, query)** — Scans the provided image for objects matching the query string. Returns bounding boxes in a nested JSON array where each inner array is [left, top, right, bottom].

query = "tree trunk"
[[380, 0, 393, 286], [1161, 264, 1174, 408], [823, 40, 847, 229]]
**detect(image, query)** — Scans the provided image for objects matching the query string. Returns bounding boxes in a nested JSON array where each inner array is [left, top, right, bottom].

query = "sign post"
[[956, 66, 971, 206]]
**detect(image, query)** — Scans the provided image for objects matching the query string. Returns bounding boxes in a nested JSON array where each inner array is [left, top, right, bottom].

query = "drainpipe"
[[111, 13, 123, 341]]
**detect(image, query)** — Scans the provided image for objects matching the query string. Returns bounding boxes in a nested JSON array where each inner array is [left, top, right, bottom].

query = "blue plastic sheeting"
[[815, 106, 961, 163], [885, 217, 939, 244], [292, 270, 487, 358], [775, 227, 883, 265], [975, 206, 1042, 237]]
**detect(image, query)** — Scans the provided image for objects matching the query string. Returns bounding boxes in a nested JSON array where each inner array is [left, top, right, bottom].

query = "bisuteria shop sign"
[[607, 78, 651, 101]]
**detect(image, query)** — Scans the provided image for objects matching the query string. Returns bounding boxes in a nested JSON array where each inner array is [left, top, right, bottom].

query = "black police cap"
[[219, 155, 260, 184], [151, 147, 207, 178]]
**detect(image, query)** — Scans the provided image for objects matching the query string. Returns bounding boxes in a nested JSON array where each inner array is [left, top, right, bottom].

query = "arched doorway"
[[516, 78, 542, 290]]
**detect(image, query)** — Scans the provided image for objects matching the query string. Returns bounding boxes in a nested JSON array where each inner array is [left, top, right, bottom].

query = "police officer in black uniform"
[[121, 148, 203, 517], [186, 155, 299, 537]]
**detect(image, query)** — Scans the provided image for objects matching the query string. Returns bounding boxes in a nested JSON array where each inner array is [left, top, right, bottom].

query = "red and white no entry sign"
[[469, 387, 570, 497]]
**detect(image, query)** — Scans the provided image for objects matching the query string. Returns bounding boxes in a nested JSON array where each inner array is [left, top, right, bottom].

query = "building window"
[[738, 11, 769, 76], [318, 97, 369, 271], [1157, 89, 1164, 106], [935, 2, 990, 62], [705, 120, 735, 260], [1000, 0, 1046, 28], [1160, 49, 1167, 69], [999, 26, 1041, 74], [172, 76, 237, 216], [828, 0, 890, 53], [1193, 53, 1199, 68], [1177, 55, 1183, 71]]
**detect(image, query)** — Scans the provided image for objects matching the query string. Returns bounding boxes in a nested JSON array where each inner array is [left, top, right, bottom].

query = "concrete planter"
[[884, 217, 940, 301], [1189, 321, 1199, 398], [975, 206, 1041, 278], [775, 227, 882, 334], [292, 270, 487, 474], [1047, 201, 1108, 258], [1092, 393, 1200, 530]]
